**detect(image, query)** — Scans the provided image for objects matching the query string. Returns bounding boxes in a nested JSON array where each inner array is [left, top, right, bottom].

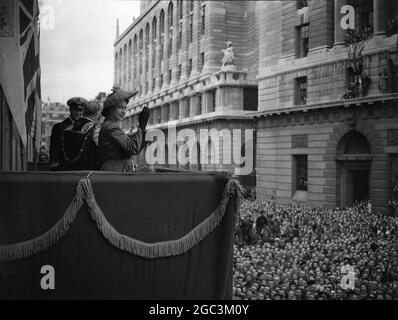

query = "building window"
[[160, 9, 165, 34], [188, 59, 192, 76], [178, 64, 182, 81], [201, 5, 205, 35], [152, 17, 157, 70], [296, 24, 309, 58], [168, 2, 174, 28], [152, 78, 156, 92], [168, 32, 172, 58], [209, 90, 216, 112], [354, 0, 373, 31], [133, 35, 138, 83], [160, 10, 165, 62], [197, 95, 202, 114], [160, 74, 163, 88], [139, 30, 143, 74], [128, 41, 132, 85], [186, 98, 191, 118], [294, 155, 308, 191], [189, 15, 193, 43], [295, 77, 307, 105], [200, 52, 204, 72], [168, 69, 172, 84], [297, 0, 308, 10], [178, 24, 182, 50], [178, 0, 183, 20], [243, 87, 258, 111]]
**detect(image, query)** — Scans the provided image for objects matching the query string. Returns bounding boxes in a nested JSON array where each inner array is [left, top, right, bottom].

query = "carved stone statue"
[[379, 69, 389, 93], [221, 41, 235, 70]]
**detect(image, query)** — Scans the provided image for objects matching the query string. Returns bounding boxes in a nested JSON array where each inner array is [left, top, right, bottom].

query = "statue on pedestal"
[[221, 41, 235, 70]]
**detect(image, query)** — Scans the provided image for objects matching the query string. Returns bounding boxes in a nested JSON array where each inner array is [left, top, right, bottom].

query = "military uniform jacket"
[[49, 117, 74, 171]]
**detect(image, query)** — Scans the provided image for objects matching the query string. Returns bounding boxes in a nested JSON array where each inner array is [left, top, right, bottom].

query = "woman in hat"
[[98, 88, 150, 172]]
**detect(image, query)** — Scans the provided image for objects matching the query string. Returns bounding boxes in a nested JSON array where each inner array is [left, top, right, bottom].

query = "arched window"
[[178, 0, 183, 20], [152, 16, 157, 41], [145, 23, 150, 72], [119, 48, 122, 86], [160, 9, 165, 34], [159, 10, 165, 62], [128, 40, 132, 89], [139, 29, 143, 75], [115, 52, 118, 85], [124, 44, 128, 88], [133, 35, 138, 84], [167, 2, 174, 28], [201, 3, 205, 35], [152, 17, 157, 71]]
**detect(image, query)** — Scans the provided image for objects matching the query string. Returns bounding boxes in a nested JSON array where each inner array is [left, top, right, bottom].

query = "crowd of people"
[[233, 199, 398, 300]]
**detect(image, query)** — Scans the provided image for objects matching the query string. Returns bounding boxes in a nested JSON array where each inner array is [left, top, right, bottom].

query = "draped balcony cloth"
[[0, 171, 240, 300]]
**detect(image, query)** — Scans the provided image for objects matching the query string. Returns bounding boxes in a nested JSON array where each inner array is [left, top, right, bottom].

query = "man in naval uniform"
[[49, 97, 86, 171]]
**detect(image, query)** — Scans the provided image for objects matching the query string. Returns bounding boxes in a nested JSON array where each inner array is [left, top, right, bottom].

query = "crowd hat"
[[102, 89, 139, 116], [67, 97, 88, 110]]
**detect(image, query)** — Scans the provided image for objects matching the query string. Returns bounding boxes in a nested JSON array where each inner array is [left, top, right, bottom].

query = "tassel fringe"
[[0, 177, 243, 262]]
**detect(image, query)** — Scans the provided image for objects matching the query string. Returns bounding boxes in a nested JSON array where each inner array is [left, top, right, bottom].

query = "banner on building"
[[0, 0, 41, 150]]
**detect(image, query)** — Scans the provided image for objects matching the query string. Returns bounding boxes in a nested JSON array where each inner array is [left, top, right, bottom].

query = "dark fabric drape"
[[0, 171, 234, 300]]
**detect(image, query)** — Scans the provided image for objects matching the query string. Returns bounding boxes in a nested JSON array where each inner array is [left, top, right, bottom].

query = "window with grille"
[[294, 155, 308, 191], [295, 77, 307, 105], [296, 24, 309, 58]]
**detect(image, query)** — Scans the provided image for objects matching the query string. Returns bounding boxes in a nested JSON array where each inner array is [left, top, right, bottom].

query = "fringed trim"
[[0, 179, 86, 262], [0, 177, 243, 261]]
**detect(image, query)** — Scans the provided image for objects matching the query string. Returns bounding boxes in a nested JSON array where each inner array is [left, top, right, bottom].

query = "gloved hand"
[[139, 106, 150, 130]]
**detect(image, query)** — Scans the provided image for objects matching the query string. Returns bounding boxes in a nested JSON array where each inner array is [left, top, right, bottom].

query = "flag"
[[0, 0, 41, 149]]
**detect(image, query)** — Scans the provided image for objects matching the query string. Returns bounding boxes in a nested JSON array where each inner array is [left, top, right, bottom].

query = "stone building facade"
[[114, 0, 258, 177], [255, 0, 398, 211], [115, 0, 398, 211]]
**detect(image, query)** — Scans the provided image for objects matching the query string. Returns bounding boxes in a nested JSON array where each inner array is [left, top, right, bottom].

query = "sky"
[[39, 0, 140, 103]]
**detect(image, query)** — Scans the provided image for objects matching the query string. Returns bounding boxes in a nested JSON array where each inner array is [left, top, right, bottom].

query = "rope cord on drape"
[[0, 177, 244, 262]]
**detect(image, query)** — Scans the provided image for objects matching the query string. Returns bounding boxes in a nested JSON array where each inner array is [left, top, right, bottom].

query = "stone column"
[[334, 0, 348, 46], [374, 0, 387, 36]]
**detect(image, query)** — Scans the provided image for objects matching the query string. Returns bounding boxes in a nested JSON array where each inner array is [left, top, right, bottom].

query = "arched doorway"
[[336, 131, 372, 208]]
